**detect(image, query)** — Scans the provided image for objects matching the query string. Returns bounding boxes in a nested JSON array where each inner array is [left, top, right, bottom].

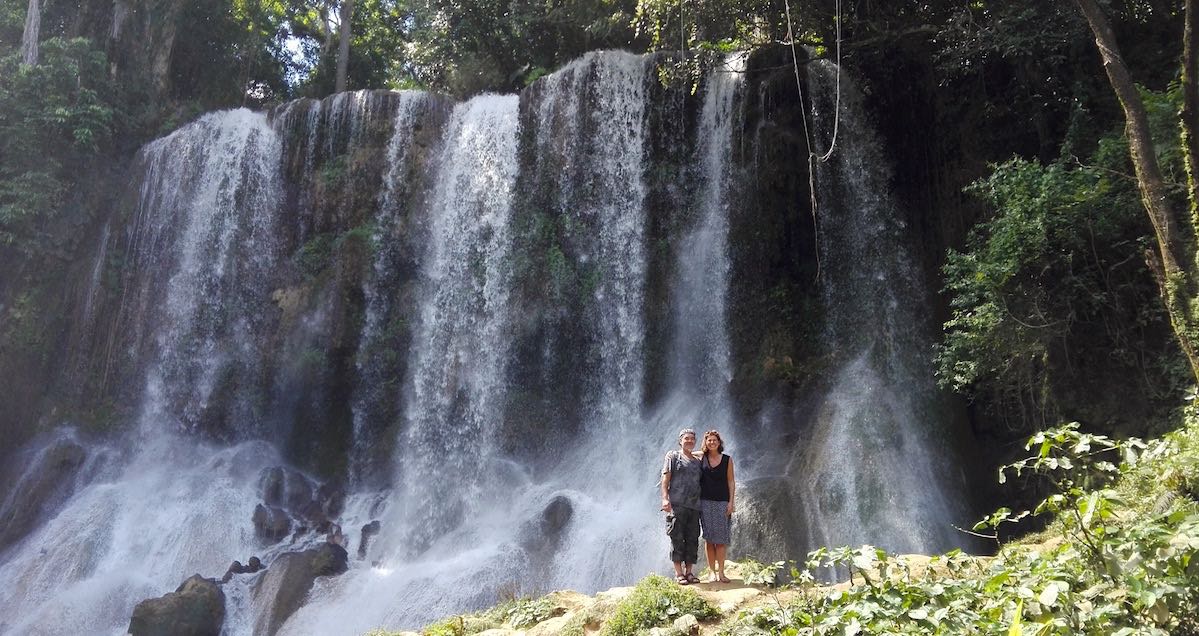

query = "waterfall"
[[794, 60, 967, 555], [0, 110, 286, 636], [393, 93, 522, 552], [0, 50, 977, 636], [349, 91, 445, 488], [131, 109, 285, 437], [660, 52, 746, 434], [529, 50, 651, 452]]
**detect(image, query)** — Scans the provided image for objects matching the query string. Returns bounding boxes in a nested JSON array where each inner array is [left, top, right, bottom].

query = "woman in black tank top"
[[699, 430, 735, 583]]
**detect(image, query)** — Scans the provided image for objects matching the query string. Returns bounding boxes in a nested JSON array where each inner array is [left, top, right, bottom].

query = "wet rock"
[[0, 436, 87, 552], [542, 496, 573, 532], [732, 477, 805, 563], [284, 471, 313, 512], [358, 519, 381, 559], [128, 574, 225, 636], [253, 504, 292, 543], [252, 543, 348, 635], [326, 523, 346, 547], [257, 467, 344, 539], [259, 467, 286, 507], [521, 495, 573, 557], [317, 480, 345, 518], [258, 466, 318, 513], [220, 556, 266, 582]]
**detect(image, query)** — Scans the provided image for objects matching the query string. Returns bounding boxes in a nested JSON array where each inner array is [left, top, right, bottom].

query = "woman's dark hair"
[[703, 430, 724, 454]]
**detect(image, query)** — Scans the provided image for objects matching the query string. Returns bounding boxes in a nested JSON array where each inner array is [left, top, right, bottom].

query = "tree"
[[335, 0, 354, 92], [1073, 0, 1199, 386]]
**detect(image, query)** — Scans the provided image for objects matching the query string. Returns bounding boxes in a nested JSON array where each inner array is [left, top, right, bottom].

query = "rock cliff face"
[[0, 48, 982, 634]]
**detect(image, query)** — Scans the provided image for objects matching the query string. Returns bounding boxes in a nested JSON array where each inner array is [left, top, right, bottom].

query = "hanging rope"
[[817, 0, 843, 163], [782, 0, 843, 283], [783, 0, 820, 282]]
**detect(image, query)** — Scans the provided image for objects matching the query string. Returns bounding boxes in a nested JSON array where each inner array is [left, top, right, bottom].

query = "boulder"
[[257, 467, 344, 540], [220, 556, 265, 583], [253, 503, 292, 543], [521, 495, 573, 557], [673, 613, 700, 635], [259, 466, 286, 507], [128, 574, 225, 636], [358, 519, 381, 559], [252, 543, 349, 635], [732, 477, 805, 562], [316, 480, 346, 519], [0, 435, 86, 552]]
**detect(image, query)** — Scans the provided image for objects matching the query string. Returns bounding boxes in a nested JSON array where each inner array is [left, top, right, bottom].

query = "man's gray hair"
[[678, 427, 696, 439]]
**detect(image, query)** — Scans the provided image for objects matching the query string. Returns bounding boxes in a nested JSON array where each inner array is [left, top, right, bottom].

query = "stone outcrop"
[[127, 574, 225, 636], [253, 467, 346, 545], [0, 435, 87, 553], [732, 476, 806, 563], [251, 542, 349, 635], [358, 519, 381, 559]]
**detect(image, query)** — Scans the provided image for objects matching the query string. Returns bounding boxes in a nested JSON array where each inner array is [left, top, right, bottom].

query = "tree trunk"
[[336, 0, 355, 93], [1183, 0, 1199, 228], [1074, 0, 1199, 384], [21, 0, 41, 66], [150, 0, 187, 95]]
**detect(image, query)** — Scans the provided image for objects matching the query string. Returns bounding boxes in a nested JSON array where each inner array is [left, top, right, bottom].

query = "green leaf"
[[1008, 599, 1024, 636]]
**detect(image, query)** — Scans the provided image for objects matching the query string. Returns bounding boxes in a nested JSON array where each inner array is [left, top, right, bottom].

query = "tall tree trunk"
[[21, 0, 41, 66], [1074, 0, 1199, 384], [1183, 0, 1199, 228], [336, 0, 355, 93], [150, 0, 187, 95]]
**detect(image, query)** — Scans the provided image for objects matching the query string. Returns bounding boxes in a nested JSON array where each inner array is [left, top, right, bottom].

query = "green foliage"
[[421, 615, 466, 636], [600, 573, 719, 636], [0, 37, 113, 248], [720, 419, 1199, 635], [296, 232, 337, 277], [293, 223, 376, 277], [738, 558, 787, 587], [936, 87, 1189, 432], [401, 0, 639, 95], [482, 595, 559, 628]]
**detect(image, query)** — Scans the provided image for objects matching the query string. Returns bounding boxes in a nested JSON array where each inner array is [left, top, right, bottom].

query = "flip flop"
[[676, 574, 690, 585]]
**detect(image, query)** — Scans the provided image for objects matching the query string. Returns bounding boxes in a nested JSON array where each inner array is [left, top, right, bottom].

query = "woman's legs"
[[715, 544, 730, 581]]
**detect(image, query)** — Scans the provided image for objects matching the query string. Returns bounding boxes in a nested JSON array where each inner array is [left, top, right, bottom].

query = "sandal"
[[686, 573, 701, 584], [718, 575, 732, 583], [676, 574, 690, 585]]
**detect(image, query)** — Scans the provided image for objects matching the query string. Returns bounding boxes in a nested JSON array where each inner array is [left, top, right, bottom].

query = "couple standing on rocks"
[[660, 428, 736, 585]]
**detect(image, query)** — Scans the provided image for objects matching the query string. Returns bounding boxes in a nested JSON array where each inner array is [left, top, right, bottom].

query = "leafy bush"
[[478, 595, 559, 629], [601, 573, 719, 636], [937, 88, 1188, 436], [738, 558, 787, 587], [0, 37, 113, 248], [719, 419, 1199, 635], [502, 596, 559, 628]]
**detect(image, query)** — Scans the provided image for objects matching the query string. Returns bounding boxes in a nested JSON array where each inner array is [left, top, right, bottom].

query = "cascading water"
[[393, 93, 522, 552], [349, 91, 446, 488], [794, 60, 968, 555], [656, 52, 746, 438], [0, 110, 286, 636], [133, 109, 285, 436], [0, 50, 977, 636]]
